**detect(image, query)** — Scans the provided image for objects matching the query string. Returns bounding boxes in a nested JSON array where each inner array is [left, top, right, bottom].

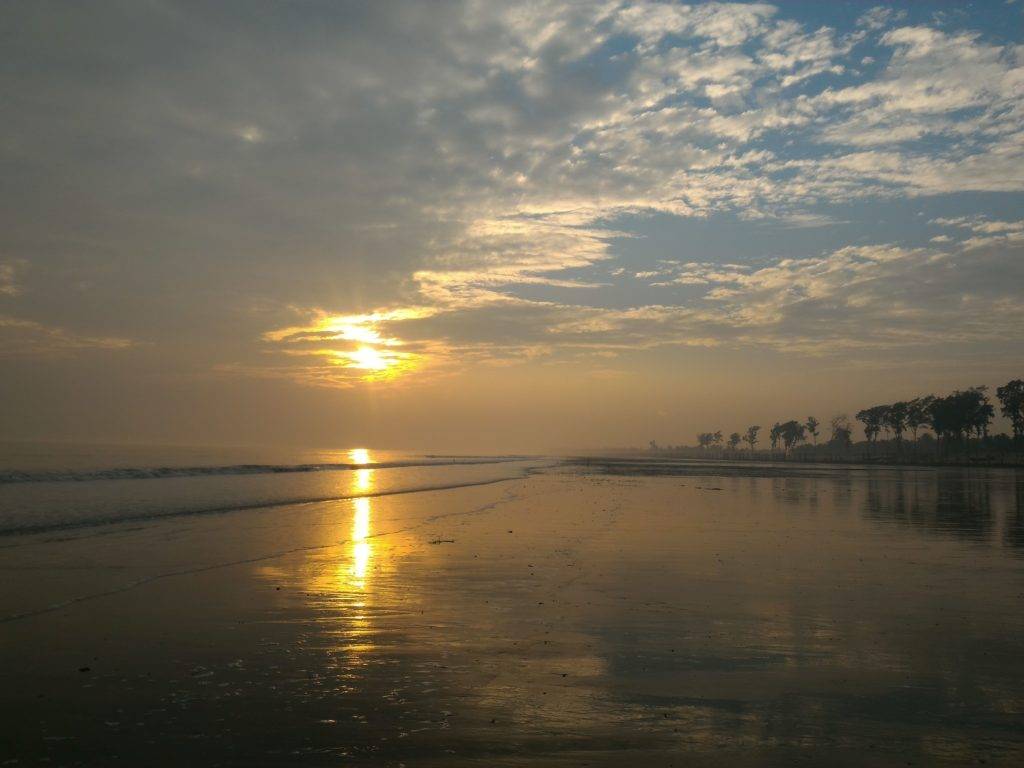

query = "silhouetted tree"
[[928, 388, 992, 445], [967, 386, 994, 438], [674, 379, 1018, 465], [906, 396, 934, 441], [997, 379, 1024, 439], [779, 420, 806, 452], [805, 416, 819, 445], [856, 405, 887, 444], [743, 425, 761, 451], [830, 414, 852, 449], [928, 394, 962, 443], [885, 401, 910, 444]]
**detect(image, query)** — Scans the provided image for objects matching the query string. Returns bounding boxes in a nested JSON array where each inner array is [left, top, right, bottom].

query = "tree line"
[[679, 378, 1024, 464]]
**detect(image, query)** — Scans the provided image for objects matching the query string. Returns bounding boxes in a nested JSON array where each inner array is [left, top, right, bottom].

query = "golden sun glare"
[[338, 342, 417, 382], [348, 346, 390, 370], [267, 308, 431, 385]]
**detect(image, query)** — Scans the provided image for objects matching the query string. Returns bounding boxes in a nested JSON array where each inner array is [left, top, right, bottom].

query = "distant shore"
[[573, 450, 1024, 471]]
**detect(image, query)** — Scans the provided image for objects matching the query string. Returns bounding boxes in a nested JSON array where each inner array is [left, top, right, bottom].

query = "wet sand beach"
[[3, 463, 1024, 766]]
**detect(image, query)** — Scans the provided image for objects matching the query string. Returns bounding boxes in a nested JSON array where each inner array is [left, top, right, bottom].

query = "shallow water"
[[2, 459, 1023, 765]]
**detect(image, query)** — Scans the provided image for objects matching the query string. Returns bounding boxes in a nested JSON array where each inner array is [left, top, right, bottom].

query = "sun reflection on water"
[[349, 497, 372, 589], [345, 451, 374, 590], [355, 467, 372, 492], [349, 447, 371, 466]]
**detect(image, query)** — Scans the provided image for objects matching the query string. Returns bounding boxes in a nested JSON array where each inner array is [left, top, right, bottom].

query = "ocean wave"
[[0, 470, 543, 538], [0, 456, 532, 485]]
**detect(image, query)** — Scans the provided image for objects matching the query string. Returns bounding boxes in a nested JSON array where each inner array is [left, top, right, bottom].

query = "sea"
[[0, 441, 546, 536]]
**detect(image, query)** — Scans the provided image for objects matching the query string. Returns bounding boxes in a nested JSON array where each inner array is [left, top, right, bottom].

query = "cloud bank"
[[2, 0, 1022, 395]]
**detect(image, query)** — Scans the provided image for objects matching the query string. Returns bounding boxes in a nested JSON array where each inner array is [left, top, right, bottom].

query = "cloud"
[[931, 216, 1024, 235], [929, 215, 1024, 251], [0, 261, 132, 357], [0, 315, 133, 357], [3, 1, 1023, 390], [856, 6, 907, 32], [611, 2, 776, 50], [812, 23, 1023, 168], [0, 261, 23, 296], [253, 226, 1024, 388]]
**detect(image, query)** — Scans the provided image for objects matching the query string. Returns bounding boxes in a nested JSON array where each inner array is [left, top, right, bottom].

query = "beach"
[[2, 456, 1024, 766]]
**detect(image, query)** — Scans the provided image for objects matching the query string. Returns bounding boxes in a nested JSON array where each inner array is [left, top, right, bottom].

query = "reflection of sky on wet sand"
[[10, 464, 1022, 765], [326, 459, 386, 657], [244, 467, 1024, 765]]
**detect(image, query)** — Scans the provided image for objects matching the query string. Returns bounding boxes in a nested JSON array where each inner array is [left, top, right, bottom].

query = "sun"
[[328, 344, 416, 382], [348, 346, 390, 370]]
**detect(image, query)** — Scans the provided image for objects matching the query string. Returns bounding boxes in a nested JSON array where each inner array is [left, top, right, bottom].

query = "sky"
[[1, 0, 1023, 452]]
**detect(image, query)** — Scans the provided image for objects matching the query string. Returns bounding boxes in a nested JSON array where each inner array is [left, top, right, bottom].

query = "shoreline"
[[0, 472, 532, 540], [575, 453, 1024, 471]]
